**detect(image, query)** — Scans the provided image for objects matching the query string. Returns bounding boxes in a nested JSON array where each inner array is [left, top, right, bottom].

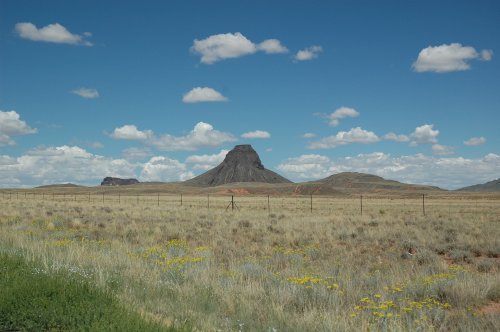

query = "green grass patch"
[[0, 253, 172, 331]]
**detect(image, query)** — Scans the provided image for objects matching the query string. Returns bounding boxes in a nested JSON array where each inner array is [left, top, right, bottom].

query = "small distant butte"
[[101, 177, 139, 186]]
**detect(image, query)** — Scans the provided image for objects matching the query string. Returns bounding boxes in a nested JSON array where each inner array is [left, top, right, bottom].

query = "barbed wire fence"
[[1, 190, 498, 217]]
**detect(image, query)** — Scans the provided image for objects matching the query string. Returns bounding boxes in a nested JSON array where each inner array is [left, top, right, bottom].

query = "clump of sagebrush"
[[475, 259, 495, 273]]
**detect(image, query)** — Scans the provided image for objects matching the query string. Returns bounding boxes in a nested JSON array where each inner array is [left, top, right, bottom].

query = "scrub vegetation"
[[0, 191, 499, 331]]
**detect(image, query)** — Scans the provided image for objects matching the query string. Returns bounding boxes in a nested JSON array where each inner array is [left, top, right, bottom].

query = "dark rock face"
[[185, 144, 291, 186], [101, 177, 139, 186]]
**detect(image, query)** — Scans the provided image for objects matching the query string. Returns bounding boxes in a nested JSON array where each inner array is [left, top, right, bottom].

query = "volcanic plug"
[[184, 144, 291, 186]]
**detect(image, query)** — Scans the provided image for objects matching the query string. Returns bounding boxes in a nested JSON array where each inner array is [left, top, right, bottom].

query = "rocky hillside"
[[310, 172, 443, 193], [184, 145, 291, 186], [457, 178, 500, 192]]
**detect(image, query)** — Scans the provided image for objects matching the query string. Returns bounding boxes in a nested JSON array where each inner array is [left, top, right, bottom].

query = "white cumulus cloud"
[[241, 130, 271, 139], [409, 124, 439, 146], [0, 110, 37, 146], [110, 125, 152, 140], [308, 127, 379, 149], [384, 132, 410, 142], [140, 156, 193, 182], [277, 152, 500, 189], [15, 22, 92, 46], [294, 45, 323, 61], [432, 144, 454, 156], [185, 149, 228, 171], [71, 88, 99, 99], [277, 154, 332, 179], [151, 122, 236, 151], [412, 43, 492, 73], [464, 136, 486, 146], [111, 122, 236, 151], [257, 39, 289, 54], [327, 106, 360, 127], [182, 87, 228, 103], [191, 32, 288, 64]]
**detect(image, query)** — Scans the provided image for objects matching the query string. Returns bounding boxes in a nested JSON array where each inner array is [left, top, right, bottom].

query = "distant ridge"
[[457, 178, 500, 192], [184, 144, 291, 187], [310, 172, 443, 193], [31, 167, 448, 195], [36, 183, 81, 189]]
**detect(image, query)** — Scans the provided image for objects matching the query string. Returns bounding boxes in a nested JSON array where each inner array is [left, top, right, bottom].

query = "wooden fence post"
[[360, 195, 363, 216], [422, 194, 425, 216]]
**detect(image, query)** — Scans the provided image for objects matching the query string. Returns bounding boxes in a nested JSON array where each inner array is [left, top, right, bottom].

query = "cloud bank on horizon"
[[1, 143, 498, 189], [1, 108, 496, 189], [1, 1, 498, 189]]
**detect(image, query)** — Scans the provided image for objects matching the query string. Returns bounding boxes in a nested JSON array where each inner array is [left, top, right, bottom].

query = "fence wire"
[[1, 191, 499, 217]]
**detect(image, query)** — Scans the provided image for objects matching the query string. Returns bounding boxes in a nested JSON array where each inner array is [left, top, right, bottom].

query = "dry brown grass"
[[0, 190, 499, 331]]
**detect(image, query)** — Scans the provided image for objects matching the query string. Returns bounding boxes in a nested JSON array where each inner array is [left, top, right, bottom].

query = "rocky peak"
[[223, 144, 264, 170], [184, 144, 291, 186]]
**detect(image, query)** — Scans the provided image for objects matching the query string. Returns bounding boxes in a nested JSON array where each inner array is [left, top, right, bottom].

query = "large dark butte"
[[184, 144, 291, 186]]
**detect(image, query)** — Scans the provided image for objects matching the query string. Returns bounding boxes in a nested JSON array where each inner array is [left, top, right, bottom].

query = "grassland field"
[[0, 188, 499, 331]]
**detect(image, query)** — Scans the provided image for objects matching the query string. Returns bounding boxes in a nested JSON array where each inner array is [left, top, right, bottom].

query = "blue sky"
[[0, 0, 499, 188]]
